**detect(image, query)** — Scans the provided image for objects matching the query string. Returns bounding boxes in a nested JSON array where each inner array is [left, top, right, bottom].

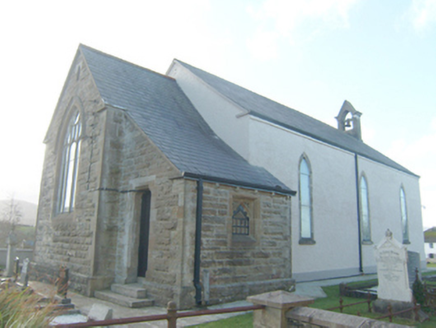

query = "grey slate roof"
[[79, 45, 294, 195], [175, 60, 417, 177]]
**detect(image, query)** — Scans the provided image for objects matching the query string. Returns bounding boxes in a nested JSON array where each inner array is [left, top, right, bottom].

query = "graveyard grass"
[[310, 284, 436, 328], [187, 312, 253, 328]]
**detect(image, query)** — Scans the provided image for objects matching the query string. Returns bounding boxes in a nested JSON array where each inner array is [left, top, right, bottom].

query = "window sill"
[[231, 234, 256, 247], [299, 238, 316, 245], [403, 240, 411, 245], [362, 240, 373, 245]]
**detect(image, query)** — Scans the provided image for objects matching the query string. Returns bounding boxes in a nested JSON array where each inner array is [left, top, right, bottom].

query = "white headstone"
[[20, 258, 30, 285], [374, 229, 412, 303]]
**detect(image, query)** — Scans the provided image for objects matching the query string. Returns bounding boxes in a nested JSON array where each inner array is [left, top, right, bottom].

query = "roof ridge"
[[79, 44, 175, 81]]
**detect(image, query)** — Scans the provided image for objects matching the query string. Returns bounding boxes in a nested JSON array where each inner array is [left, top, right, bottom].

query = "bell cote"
[[335, 100, 362, 141]]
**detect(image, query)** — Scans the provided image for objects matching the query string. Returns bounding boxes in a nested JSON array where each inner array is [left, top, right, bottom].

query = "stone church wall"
[[34, 51, 294, 307], [33, 52, 108, 294], [101, 109, 193, 306], [199, 183, 293, 304]]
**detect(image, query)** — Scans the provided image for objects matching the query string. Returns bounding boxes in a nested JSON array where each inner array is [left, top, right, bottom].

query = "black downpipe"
[[354, 154, 363, 273], [194, 179, 203, 305]]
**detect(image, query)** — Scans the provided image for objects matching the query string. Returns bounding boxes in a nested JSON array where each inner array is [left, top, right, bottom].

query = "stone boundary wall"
[[0, 249, 33, 267], [287, 307, 411, 328], [248, 290, 411, 328]]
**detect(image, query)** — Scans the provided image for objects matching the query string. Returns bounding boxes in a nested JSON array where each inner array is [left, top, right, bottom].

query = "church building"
[[33, 45, 425, 308]]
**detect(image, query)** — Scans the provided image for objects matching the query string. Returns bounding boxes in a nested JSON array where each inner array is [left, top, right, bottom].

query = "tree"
[[1, 196, 22, 229], [0, 198, 35, 248]]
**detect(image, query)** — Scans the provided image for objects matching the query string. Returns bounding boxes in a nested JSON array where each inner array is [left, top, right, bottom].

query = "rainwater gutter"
[[354, 153, 363, 273], [193, 178, 203, 305]]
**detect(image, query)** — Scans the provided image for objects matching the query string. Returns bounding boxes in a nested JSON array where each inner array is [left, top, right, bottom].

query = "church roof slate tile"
[[79, 45, 294, 195], [175, 60, 416, 177]]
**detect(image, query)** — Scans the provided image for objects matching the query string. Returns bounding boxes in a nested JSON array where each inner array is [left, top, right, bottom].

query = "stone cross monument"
[[5, 231, 18, 277]]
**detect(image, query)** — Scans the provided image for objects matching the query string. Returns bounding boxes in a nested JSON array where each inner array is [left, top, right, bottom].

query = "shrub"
[[0, 282, 57, 328], [412, 271, 425, 306]]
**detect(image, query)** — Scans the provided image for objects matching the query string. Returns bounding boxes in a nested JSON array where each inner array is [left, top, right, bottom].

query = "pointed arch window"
[[400, 187, 410, 244], [299, 157, 314, 244], [58, 111, 82, 213], [359, 176, 371, 243]]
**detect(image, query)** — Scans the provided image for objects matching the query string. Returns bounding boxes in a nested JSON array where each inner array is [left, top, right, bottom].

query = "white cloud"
[[246, 0, 358, 56], [246, 30, 279, 61], [409, 0, 436, 31]]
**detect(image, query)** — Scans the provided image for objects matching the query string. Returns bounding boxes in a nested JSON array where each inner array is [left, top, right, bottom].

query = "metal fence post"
[[167, 301, 177, 328], [367, 292, 372, 313]]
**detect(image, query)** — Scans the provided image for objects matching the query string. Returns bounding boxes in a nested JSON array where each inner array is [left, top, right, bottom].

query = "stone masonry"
[[33, 52, 107, 294], [199, 183, 293, 304], [33, 49, 294, 308]]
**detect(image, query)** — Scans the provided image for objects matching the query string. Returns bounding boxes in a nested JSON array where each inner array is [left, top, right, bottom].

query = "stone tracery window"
[[58, 111, 82, 213]]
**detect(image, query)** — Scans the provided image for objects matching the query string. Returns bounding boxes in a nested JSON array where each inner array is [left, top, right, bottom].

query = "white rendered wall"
[[248, 117, 425, 279], [248, 117, 361, 279], [358, 156, 425, 270], [424, 243, 436, 259], [168, 63, 426, 280], [167, 62, 251, 160]]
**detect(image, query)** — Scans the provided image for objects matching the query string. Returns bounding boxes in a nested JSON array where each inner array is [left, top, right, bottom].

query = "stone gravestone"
[[20, 258, 30, 286], [88, 303, 113, 321], [374, 229, 412, 303], [373, 229, 416, 319]]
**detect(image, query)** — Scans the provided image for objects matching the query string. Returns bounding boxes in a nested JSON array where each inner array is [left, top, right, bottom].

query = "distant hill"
[[0, 199, 37, 226], [424, 227, 436, 243]]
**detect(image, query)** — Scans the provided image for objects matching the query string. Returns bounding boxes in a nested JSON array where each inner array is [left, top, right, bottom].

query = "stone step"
[[95, 290, 154, 308], [111, 283, 147, 299]]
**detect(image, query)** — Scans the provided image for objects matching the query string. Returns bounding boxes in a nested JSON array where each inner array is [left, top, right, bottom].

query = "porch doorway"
[[137, 190, 151, 277]]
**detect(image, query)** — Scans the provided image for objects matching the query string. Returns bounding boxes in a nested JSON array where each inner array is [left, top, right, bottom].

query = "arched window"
[[299, 157, 313, 243], [58, 111, 82, 213], [400, 187, 409, 243], [232, 204, 250, 236], [359, 176, 371, 242]]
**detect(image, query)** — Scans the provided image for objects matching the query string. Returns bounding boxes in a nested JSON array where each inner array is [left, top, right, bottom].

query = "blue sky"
[[0, 0, 435, 228]]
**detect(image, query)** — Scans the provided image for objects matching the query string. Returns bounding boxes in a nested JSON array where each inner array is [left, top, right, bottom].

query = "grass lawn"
[[187, 313, 252, 328]]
